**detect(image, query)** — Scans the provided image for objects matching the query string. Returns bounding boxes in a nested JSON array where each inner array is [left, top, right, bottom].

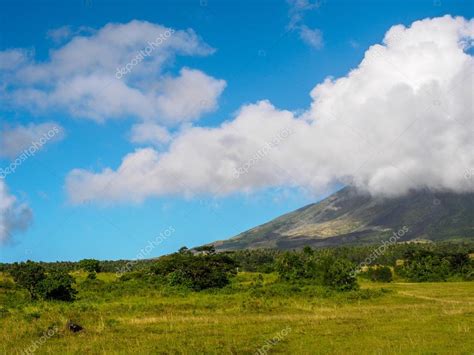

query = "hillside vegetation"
[[1, 242, 474, 354], [213, 187, 474, 250]]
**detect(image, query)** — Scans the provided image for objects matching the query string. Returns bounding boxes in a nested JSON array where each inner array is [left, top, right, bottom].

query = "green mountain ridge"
[[212, 186, 474, 250]]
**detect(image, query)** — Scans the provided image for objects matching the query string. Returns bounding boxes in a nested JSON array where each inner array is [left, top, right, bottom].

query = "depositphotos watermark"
[[21, 326, 58, 355], [115, 29, 175, 79], [464, 168, 474, 180], [115, 226, 175, 276], [0, 126, 61, 180], [233, 127, 294, 179], [351, 226, 409, 276], [255, 326, 291, 355]]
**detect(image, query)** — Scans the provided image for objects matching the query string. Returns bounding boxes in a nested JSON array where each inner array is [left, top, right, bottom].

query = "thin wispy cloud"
[[299, 25, 324, 49], [287, 0, 324, 49], [46, 25, 95, 44]]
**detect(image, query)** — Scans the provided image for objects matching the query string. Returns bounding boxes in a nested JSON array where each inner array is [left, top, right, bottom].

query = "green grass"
[[1, 272, 473, 354]]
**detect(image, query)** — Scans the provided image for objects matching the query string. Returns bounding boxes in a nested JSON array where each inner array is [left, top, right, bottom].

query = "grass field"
[[1, 272, 473, 354]]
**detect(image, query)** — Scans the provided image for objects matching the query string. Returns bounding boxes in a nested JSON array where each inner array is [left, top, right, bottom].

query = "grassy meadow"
[[1, 271, 473, 354]]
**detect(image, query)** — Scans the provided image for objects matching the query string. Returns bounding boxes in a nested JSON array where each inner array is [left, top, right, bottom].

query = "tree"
[[230, 249, 278, 273], [79, 259, 101, 273], [193, 245, 216, 255], [9, 261, 46, 299], [152, 252, 237, 291], [37, 271, 77, 301], [322, 258, 358, 291], [178, 246, 190, 254], [276, 253, 305, 281], [10, 261, 77, 301], [276, 251, 359, 291], [396, 255, 451, 282], [276, 251, 321, 281]]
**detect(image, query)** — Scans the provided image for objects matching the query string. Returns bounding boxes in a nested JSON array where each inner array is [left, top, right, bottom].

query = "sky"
[[0, 0, 473, 262]]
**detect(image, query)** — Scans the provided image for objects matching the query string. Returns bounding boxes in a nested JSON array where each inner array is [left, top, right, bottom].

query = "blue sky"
[[0, 0, 472, 262]]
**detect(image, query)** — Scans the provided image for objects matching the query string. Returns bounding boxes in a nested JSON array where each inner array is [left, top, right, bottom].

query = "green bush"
[[394, 248, 474, 282], [276, 251, 358, 291], [152, 251, 237, 291], [396, 255, 451, 282], [79, 259, 101, 273], [462, 266, 474, 281], [322, 258, 358, 291], [10, 262, 77, 301], [37, 271, 77, 301], [230, 249, 278, 273], [276, 253, 305, 281], [276, 252, 318, 281], [9, 261, 46, 299], [368, 266, 393, 282]]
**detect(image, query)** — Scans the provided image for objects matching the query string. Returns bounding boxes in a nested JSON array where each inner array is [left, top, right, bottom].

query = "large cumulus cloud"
[[66, 16, 474, 204]]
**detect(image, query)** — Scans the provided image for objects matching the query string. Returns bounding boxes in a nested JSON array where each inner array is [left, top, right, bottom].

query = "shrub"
[[9, 261, 46, 299], [10, 262, 77, 301], [276, 253, 305, 281], [38, 271, 77, 301], [167, 270, 193, 288], [396, 255, 451, 282], [0, 307, 10, 318], [152, 252, 237, 291], [276, 251, 358, 291], [37, 271, 77, 301], [276, 252, 318, 281], [230, 249, 278, 273], [462, 266, 474, 281], [23, 311, 41, 321], [79, 259, 101, 273], [322, 258, 358, 291], [368, 266, 392, 282], [0, 278, 15, 290]]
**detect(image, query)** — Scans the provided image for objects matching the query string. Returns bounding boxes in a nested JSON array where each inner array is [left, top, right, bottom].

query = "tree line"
[[2, 241, 473, 302]]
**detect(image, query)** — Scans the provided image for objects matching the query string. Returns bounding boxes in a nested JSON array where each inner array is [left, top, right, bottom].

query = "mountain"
[[212, 187, 474, 250]]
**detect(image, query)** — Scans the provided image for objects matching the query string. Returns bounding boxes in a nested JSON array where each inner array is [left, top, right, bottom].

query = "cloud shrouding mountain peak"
[[67, 15, 474, 204]]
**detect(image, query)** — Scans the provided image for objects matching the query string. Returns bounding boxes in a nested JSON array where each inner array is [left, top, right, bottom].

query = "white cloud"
[[287, 0, 324, 49], [349, 39, 360, 49], [299, 26, 324, 49], [0, 122, 65, 159], [46, 26, 73, 44], [0, 48, 32, 70], [0, 21, 225, 124], [66, 101, 300, 203], [130, 122, 171, 146], [155, 68, 226, 123], [0, 180, 32, 243], [287, 0, 322, 29], [46, 26, 96, 45], [66, 16, 474, 204]]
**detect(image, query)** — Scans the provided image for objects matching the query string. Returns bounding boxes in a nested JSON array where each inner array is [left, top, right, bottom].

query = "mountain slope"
[[213, 187, 474, 250]]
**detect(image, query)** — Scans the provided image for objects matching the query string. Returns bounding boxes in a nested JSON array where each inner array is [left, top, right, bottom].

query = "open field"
[[1, 272, 473, 354]]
